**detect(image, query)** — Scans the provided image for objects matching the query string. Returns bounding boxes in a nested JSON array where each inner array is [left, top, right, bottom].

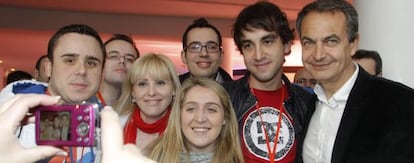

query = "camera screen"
[[39, 111, 71, 141]]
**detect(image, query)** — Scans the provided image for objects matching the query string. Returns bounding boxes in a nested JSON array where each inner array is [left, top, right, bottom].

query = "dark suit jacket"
[[297, 67, 414, 163]]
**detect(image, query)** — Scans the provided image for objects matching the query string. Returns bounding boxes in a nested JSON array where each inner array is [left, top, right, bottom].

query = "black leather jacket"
[[222, 74, 314, 137]]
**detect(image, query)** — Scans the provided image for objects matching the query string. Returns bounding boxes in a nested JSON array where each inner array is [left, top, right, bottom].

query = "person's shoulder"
[[287, 82, 314, 100], [218, 67, 233, 82], [0, 80, 48, 104], [179, 72, 190, 83], [356, 73, 414, 102], [373, 77, 414, 95], [222, 76, 247, 90], [11, 80, 48, 92], [355, 70, 413, 95]]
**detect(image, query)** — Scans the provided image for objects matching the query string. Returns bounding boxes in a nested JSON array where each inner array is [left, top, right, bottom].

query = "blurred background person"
[[352, 49, 382, 77], [33, 55, 50, 83], [6, 70, 33, 85], [1, 56, 48, 103], [294, 68, 316, 93]]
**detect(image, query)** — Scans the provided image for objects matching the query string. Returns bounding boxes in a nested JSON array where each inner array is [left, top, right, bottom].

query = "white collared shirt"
[[302, 64, 359, 163]]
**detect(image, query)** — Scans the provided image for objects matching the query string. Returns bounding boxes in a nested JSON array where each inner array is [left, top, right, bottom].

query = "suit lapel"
[[331, 68, 371, 163]]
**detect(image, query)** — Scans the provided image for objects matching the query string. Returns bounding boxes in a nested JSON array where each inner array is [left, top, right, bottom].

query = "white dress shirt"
[[302, 64, 359, 163]]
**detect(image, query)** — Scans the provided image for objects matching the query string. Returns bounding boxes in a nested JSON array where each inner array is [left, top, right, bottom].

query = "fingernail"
[[56, 150, 67, 156], [103, 106, 114, 111]]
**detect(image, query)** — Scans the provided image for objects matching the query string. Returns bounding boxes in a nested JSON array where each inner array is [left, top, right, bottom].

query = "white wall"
[[355, 0, 414, 88]]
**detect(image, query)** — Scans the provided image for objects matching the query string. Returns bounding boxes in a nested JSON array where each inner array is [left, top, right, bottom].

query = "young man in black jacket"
[[222, 2, 312, 162]]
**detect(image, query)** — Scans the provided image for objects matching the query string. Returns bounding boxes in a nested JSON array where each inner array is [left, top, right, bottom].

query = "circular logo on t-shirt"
[[243, 106, 294, 161]]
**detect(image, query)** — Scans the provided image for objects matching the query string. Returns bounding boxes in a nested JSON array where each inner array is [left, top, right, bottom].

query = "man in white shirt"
[[296, 1, 414, 162]]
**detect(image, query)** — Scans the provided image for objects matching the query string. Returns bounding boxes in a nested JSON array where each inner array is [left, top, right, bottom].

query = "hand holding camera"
[[0, 94, 67, 163], [0, 94, 155, 163]]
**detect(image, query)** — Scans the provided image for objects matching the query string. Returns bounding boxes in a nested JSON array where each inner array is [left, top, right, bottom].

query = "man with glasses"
[[179, 18, 232, 83], [98, 34, 140, 106]]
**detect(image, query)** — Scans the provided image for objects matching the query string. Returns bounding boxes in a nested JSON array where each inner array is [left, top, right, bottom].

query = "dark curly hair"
[[182, 18, 222, 48], [47, 24, 105, 66], [233, 1, 294, 53]]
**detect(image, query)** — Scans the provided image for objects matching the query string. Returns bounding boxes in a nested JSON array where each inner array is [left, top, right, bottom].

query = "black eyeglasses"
[[107, 54, 137, 63], [184, 41, 221, 53]]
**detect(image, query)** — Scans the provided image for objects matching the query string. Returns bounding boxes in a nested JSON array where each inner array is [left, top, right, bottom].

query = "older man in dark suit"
[[295, 1, 414, 163]]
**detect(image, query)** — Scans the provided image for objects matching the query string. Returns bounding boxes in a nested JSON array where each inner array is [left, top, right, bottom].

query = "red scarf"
[[123, 106, 171, 144]]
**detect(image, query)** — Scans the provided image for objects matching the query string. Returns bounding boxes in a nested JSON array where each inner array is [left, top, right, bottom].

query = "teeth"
[[193, 128, 209, 132], [147, 100, 160, 105], [197, 62, 211, 68]]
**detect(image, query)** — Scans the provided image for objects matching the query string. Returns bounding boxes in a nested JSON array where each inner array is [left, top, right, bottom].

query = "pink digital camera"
[[35, 103, 98, 146]]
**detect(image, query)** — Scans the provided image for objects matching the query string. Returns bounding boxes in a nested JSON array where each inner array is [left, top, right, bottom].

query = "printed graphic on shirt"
[[243, 106, 294, 161]]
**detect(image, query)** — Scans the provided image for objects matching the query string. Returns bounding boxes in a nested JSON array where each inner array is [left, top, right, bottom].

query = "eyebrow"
[[301, 36, 314, 41], [107, 51, 120, 55], [188, 41, 201, 45], [136, 78, 149, 82], [184, 101, 222, 107], [60, 53, 78, 58], [323, 34, 341, 41], [302, 34, 341, 42], [239, 39, 252, 45], [261, 33, 278, 41], [86, 56, 102, 64], [125, 53, 137, 58], [108, 51, 136, 57], [240, 33, 279, 43], [206, 41, 219, 44]]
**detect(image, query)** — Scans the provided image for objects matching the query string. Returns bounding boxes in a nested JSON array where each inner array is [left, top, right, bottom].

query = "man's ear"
[[284, 41, 293, 55], [46, 60, 52, 77], [350, 34, 359, 57], [181, 50, 188, 65], [33, 70, 39, 79], [219, 50, 224, 63]]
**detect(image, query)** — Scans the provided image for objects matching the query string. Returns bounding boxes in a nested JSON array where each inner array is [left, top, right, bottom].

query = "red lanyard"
[[251, 87, 285, 163], [96, 91, 107, 106], [45, 89, 51, 95]]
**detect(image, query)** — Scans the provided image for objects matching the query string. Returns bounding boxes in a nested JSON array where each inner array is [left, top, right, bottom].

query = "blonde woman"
[[147, 78, 244, 163], [114, 53, 181, 149]]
